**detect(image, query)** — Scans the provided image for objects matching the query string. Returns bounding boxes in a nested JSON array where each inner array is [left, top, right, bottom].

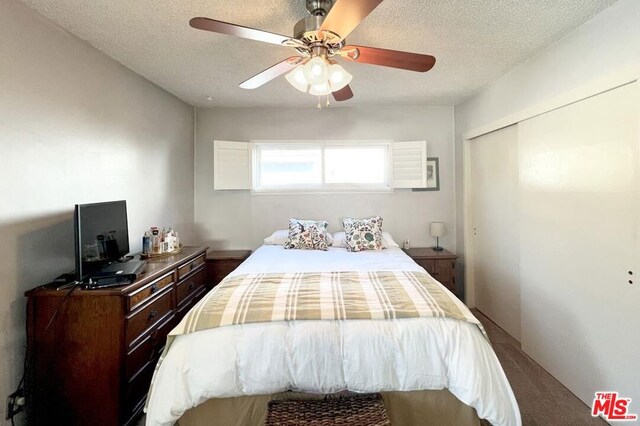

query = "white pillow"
[[264, 230, 289, 245], [332, 231, 399, 249], [382, 232, 400, 248], [265, 229, 334, 246]]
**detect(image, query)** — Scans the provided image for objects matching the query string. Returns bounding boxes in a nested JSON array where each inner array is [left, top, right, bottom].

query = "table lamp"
[[430, 222, 445, 251]]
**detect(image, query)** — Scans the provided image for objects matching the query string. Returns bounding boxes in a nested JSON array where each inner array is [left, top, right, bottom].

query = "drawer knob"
[[148, 309, 158, 320], [188, 283, 194, 291], [150, 283, 158, 294], [190, 263, 196, 270]]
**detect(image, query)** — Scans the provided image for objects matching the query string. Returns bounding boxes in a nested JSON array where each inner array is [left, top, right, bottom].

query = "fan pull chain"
[[316, 96, 331, 109]]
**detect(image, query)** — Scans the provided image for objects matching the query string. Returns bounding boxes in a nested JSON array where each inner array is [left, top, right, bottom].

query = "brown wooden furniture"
[[25, 246, 208, 426], [403, 247, 458, 294], [205, 250, 252, 288]]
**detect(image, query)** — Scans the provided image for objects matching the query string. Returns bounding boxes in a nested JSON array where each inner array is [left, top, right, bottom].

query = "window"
[[213, 139, 427, 191], [253, 141, 391, 192]]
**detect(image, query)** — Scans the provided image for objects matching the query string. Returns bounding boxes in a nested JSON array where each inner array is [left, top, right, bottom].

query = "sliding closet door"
[[470, 125, 521, 341], [518, 82, 640, 406]]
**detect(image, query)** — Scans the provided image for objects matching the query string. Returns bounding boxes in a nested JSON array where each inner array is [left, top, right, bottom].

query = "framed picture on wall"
[[413, 157, 440, 191]]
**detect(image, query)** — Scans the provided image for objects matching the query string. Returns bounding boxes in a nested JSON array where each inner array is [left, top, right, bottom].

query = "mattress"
[[145, 245, 521, 426]]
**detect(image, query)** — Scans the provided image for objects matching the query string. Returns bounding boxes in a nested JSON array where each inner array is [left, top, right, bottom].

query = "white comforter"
[[145, 246, 521, 426]]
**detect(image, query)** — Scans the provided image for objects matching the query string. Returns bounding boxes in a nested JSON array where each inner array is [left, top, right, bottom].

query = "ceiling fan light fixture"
[[285, 66, 309, 92], [191, 1, 436, 105], [328, 63, 352, 91], [309, 82, 332, 96], [303, 56, 329, 85]]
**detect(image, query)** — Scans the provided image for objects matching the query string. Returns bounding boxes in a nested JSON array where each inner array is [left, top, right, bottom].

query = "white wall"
[[194, 106, 455, 252], [0, 0, 195, 419], [454, 0, 640, 298]]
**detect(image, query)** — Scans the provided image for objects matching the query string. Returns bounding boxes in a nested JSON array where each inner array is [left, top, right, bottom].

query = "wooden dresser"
[[25, 246, 208, 426], [403, 247, 458, 294]]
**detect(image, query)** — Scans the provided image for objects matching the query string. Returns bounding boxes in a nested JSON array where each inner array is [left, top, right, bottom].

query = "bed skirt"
[[177, 389, 486, 426]]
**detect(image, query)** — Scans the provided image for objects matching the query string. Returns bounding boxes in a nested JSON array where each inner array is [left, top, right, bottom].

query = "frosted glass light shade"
[[430, 222, 445, 237], [328, 63, 352, 91], [285, 66, 308, 93], [309, 82, 332, 96], [303, 56, 329, 85]]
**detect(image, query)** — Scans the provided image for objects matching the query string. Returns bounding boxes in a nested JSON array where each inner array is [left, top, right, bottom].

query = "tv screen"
[[74, 200, 130, 282]]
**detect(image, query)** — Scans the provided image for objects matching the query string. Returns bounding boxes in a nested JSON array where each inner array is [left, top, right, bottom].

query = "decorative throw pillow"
[[341, 216, 384, 252], [284, 219, 330, 251]]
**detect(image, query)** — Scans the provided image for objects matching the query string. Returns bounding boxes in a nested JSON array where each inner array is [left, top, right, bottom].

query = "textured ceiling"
[[20, 0, 617, 108]]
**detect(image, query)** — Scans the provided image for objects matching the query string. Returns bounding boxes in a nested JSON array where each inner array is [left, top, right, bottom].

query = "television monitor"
[[74, 200, 131, 282]]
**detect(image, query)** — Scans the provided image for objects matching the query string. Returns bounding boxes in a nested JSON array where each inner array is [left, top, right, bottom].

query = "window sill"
[[250, 188, 395, 196]]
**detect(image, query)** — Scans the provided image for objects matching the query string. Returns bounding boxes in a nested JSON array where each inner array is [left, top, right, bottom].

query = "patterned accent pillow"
[[341, 216, 384, 252], [284, 219, 330, 251]]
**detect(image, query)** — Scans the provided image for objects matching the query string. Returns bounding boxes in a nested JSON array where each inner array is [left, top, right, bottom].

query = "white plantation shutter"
[[213, 140, 251, 190], [391, 140, 427, 188]]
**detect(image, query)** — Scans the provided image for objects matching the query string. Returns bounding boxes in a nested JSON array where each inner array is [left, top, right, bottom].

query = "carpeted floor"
[[139, 312, 606, 426], [472, 309, 606, 426]]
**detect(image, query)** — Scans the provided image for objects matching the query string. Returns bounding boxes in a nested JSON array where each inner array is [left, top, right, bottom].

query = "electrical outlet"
[[5, 389, 24, 420]]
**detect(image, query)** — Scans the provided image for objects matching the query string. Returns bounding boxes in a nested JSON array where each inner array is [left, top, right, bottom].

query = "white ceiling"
[[21, 0, 617, 108]]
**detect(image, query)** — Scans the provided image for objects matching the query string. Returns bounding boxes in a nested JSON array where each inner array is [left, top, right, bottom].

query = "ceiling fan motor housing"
[[294, 16, 324, 40], [295, 0, 343, 51], [296, 0, 341, 46]]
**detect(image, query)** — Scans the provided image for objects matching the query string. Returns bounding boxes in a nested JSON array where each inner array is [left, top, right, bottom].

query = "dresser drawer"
[[176, 268, 205, 307], [176, 286, 207, 321], [434, 260, 456, 292], [177, 254, 205, 280], [415, 259, 436, 275], [123, 359, 156, 422], [126, 288, 174, 347], [125, 313, 176, 382], [127, 271, 175, 312]]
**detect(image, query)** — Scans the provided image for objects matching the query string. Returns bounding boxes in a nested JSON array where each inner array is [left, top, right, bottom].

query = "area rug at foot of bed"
[[177, 390, 485, 426], [265, 393, 390, 426]]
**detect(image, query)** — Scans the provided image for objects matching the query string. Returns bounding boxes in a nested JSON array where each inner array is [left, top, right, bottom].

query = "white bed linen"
[[145, 246, 521, 426]]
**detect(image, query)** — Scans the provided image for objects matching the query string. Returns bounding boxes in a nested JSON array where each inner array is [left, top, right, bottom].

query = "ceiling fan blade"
[[342, 45, 436, 72], [190, 17, 290, 46], [319, 0, 383, 40], [332, 85, 354, 101], [239, 57, 304, 89]]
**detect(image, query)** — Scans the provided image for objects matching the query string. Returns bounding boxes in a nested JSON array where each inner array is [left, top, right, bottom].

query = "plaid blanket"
[[178, 270, 477, 335]]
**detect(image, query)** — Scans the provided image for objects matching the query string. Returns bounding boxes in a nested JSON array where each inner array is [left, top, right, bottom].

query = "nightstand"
[[205, 250, 252, 289], [403, 247, 458, 294]]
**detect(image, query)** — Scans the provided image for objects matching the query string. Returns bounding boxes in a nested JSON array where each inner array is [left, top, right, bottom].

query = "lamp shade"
[[327, 63, 352, 92], [285, 66, 308, 93], [430, 222, 445, 237], [309, 82, 332, 96], [303, 56, 329, 85]]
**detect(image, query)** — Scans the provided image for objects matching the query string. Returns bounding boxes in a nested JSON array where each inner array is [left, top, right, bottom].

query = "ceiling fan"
[[190, 0, 436, 105]]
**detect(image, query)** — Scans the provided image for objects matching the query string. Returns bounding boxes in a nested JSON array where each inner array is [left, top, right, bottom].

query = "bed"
[[145, 245, 521, 426]]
